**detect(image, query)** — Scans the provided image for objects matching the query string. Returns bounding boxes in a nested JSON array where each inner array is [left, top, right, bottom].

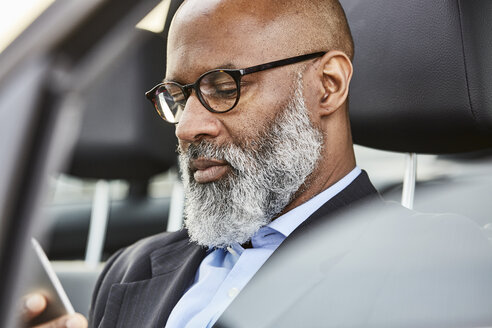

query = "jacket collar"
[[284, 170, 379, 244]]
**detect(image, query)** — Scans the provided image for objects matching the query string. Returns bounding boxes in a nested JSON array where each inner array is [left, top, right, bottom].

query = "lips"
[[190, 158, 229, 183]]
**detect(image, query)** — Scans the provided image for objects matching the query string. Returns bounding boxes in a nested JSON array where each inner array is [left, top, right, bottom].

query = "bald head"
[[167, 0, 354, 72], [293, 0, 354, 60], [227, 0, 354, 59]]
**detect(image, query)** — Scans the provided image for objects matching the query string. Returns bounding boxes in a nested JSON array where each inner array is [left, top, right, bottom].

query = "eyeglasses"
[[145, 52, 325, 124]]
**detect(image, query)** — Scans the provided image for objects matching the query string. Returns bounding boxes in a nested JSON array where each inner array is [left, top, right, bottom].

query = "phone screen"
[[24, 238, 75, 325]]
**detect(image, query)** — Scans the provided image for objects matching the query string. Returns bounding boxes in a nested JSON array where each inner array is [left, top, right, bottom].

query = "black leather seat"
[[346, 0, 492, 153], [344, 0, 492, 223]]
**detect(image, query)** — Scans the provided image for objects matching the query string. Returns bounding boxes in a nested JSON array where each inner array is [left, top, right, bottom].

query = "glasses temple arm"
[[240, 52, 325, 76]]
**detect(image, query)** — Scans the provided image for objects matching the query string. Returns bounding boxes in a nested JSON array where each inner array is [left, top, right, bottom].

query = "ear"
[[317, 51, 353, 116]]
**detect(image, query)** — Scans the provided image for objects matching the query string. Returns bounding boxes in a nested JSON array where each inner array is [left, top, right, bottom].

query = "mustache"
[[178, 140, 234, 161], [178, 140, 252, 182]]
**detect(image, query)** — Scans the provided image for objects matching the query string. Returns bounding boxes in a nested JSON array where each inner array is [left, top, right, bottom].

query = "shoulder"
[[349, 200, 492, 273], [243, 201, 492, 327], [97, 229, 192, 284], [88, 229, 196, 323]]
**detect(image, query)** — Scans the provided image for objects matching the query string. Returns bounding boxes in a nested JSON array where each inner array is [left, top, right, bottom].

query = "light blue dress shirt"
[[165, 167, 361, 328]]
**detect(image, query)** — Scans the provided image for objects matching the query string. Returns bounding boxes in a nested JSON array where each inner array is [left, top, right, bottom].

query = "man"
[[91, 0, 377, 326], [24, 0, 373, 326]]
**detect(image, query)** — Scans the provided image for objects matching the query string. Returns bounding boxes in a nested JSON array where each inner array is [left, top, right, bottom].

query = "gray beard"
[[178, 75, 323, 248]]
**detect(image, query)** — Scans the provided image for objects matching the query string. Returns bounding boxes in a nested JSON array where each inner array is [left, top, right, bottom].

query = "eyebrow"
[[163, 63, 239, 84]]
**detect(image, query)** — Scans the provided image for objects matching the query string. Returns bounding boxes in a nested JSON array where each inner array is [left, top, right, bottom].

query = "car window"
[[0, 0, 55, 54]]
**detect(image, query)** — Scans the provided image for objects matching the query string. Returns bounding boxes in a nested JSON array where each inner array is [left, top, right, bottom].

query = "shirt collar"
[[268, 166, 361, 238]]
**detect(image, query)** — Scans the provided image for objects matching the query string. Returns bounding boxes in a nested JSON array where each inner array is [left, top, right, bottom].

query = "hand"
[[21, 293, 87, 328]]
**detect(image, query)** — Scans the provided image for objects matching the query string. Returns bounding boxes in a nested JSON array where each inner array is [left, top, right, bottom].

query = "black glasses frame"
[[145, 51, 326, 121]]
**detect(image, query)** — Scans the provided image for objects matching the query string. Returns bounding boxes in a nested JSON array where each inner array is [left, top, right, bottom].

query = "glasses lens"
[[199, 71, 238, 112], [152, 83, 185, 123]]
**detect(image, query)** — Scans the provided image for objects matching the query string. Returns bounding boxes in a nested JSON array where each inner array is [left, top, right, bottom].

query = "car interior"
[[0, 0, 491, 327]]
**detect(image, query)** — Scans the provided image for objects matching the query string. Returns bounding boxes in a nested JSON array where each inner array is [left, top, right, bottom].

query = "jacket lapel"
[[98, 239, 206, 328]]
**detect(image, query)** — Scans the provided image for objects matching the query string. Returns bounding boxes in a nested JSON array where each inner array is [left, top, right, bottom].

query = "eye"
[[163, 84, 185, 103], [200, 71, 237, 98], [170, 92, 185, 102], [214, 83, 238, 98]]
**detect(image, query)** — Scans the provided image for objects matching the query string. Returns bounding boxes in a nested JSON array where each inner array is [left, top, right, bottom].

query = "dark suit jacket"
[[89, 171, 378, 328]]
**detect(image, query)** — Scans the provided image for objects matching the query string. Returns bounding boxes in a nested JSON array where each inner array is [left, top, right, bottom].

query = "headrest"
[[68, 30, 177, 180], [342, 0, 492, 154]]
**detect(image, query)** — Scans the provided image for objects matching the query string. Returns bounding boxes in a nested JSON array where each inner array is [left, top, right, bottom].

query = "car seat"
[[343, 0, 492, 210]]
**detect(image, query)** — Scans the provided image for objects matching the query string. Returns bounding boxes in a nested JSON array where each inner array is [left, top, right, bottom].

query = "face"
[[167, 0, 326, 247], [180, 74, 323, 248]]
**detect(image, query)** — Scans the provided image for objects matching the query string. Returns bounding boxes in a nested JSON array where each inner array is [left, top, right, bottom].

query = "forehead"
[[166, 0, 294, 82]]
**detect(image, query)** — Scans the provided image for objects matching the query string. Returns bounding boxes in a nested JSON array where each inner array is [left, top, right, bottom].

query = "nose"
[[175, 94, 222, 143]]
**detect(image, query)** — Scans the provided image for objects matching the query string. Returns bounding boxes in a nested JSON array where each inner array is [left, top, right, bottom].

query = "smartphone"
[[25, 238, 75, 325]]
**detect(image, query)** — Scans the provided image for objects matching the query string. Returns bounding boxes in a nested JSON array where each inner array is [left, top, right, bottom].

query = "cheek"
[[235, 75, 292, 130], [226, 95, 282, 141]]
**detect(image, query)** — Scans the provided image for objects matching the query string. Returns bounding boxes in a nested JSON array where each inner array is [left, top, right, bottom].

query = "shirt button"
[[227, 246, 239, 257], [228, 287, 239, 298]]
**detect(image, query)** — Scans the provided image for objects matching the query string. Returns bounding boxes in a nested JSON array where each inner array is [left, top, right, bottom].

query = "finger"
[[32, 313, 87, 328], [22, 293, 47, 321]]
